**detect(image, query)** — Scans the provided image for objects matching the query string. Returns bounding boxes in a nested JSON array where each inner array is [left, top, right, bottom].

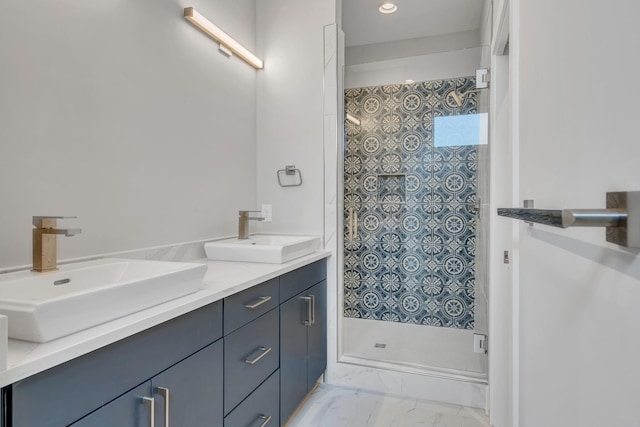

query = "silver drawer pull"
[[310, 294, 316, 326], [245, 346, 272, 365], [244, 295, 272, 309], [301, 296, 312, 326], [141, 396, 155, 427], [155, 387, 170, 427], [257, 414, 273, 427]]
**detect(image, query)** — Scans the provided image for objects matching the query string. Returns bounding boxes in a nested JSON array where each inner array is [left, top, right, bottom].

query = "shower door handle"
[[353, 211, 358, 239], [347, 209, 358, 240], [348, 209, 354, 240]]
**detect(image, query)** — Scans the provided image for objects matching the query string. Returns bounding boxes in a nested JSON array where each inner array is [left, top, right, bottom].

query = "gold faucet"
[[32, 216, 82, 272], [238, 210, 264, 240]]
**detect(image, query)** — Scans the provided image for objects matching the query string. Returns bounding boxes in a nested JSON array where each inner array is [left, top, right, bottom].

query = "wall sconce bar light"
[[183, 7, 264, 69]]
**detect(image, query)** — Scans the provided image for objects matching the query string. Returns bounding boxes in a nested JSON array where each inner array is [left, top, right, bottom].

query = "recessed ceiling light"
[[378, 2, 398, 14]]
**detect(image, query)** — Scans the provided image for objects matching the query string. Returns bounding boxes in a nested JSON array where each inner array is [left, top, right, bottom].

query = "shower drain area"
[[343, 317, 486, 377]]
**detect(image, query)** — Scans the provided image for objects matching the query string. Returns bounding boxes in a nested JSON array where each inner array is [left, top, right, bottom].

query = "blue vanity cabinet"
[[222, 277, 281, 425], [71, 339, 224, 426], [10, 301, 223, 427], [279, 260, 327, 424]]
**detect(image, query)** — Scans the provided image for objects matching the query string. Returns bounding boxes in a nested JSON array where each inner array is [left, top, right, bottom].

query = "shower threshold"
[[339, 354, 488, 384]]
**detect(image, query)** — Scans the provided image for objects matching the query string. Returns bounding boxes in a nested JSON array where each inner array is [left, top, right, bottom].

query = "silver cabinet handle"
[[257, 414, 273, 427], [245, 346, 272, 365], [301, 296, 312, 326], [141, 396, 155, 427], [244, 295, 272, 309], [155, 387, 170, 427], [309, 294, 316, 326]]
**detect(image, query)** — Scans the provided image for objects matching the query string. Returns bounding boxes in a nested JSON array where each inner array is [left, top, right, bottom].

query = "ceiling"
[[342, 0, 486, 47]]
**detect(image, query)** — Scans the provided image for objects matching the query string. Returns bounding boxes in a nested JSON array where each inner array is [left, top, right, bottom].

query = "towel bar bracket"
[[605, 191, 640, 247], [497, 191, 640, 249]]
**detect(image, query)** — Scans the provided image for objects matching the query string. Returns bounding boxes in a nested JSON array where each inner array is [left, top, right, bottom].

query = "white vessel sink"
[[204, 235, 321, 264], [0, 258, 206, 343]]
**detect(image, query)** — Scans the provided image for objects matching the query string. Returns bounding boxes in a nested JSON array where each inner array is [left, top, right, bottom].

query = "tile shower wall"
[[344, 77, 477, 329]]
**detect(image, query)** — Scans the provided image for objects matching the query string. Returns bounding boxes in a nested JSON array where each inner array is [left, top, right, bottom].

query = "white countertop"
[[0, 250, 331, 388]]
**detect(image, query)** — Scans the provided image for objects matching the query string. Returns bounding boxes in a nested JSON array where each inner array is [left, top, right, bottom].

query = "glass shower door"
[[342, 71, 488, 379]]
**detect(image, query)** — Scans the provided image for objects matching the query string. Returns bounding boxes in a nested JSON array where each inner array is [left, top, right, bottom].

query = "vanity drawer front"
[[224, 308, 279, 415], [224, 370, 280, 427], [11, 301, 223, 427], [280, 259, 326, 302], [224, 277, 279, 335]]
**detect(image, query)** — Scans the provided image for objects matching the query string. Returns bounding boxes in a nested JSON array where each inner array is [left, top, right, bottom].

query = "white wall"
[[255, 0, 337, 236], [346, 30, 480, 66], [345, 47, 483, 89], [0, 0, 258, 269], [514, 1, 640, 426]]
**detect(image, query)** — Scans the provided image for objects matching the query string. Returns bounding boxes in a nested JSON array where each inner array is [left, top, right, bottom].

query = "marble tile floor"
[[286, 384, 491, 427]]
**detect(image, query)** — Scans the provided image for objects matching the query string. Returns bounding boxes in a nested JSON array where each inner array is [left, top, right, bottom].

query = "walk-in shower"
[[341, 71, 488, 380], [337, 0, 492, 384]]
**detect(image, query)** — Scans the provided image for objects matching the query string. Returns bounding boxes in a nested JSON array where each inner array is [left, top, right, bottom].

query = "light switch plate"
[[261, 204, 273, 222]]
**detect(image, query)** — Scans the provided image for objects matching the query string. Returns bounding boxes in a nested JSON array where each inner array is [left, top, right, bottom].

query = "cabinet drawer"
[[12, 301, 223, 427], [225, 277, 279, 335], [280, 259, 326, 303], [224, 370, 280, 427], [224, 308, 279, 415]]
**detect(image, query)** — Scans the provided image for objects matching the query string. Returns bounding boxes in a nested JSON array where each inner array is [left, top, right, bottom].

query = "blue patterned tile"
[[419, 275, 446, 297], [344, 75, 478, 330], [371, 266, 406, 294], [462, 243, 475, 259], [378, 174, 406, 205], [457, 185, 477, 205], [373, 84, 404, 104]]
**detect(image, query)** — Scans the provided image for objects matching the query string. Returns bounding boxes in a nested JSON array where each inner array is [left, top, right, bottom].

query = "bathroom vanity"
[[0, 255, 328, 427]]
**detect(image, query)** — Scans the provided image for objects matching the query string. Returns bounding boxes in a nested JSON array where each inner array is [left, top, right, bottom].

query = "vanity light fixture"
[[378, 2, 398, 14], [184, 7, 264, 69]]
